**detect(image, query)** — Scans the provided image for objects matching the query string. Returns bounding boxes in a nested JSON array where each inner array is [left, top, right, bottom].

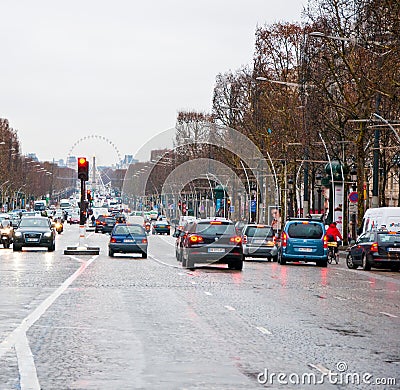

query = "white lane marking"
[[256, 326, 272, 335], [15, 332, 40, 390], [379, 311, 398, 318], [191, 281, 197, 285], [334, 296, 347, 301], [68, 256, 85, 263], [0, 255, 98, 360], [158, 235, 176, 247], [204, 292, 213, 296], [225, 305, 236, 311], [308, 363, 330, 375], [148, 254, 180, 269]]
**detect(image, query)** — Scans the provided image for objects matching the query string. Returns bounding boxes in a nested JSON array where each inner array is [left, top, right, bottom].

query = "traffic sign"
[[348, 191, 358, 203]]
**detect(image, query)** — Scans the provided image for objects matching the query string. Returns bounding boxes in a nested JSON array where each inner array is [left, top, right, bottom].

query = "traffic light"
[[77, 157, 89, 181], [87, 190, 92, 202]]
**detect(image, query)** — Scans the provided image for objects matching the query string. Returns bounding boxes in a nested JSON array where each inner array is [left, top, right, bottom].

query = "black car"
[[13, 217, 56, 252], [181, 218, 243, 270], [108, 223, 148, 258], [101, 216, 117, 234], [346, 229, 400, 271]]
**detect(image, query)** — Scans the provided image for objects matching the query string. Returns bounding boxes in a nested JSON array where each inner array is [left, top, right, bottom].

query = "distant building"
[[26, 153, 39, 162], [66, 156, 77, 169], [120, 154, 137, 169]]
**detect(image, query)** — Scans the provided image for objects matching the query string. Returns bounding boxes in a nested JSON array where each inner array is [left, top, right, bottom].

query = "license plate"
[[124, 239, 135, 243], [387, 248, 400, 252], [254, 239, 264, 244], [26, 238, 39, 242], [298, 247, 312, 252], [208, 248, 225, 253]]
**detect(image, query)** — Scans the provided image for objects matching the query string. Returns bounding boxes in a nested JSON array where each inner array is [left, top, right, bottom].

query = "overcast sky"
[[0, 0, 305, 166]]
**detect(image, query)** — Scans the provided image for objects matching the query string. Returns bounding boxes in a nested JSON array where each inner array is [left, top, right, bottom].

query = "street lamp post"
[[350, 167, 358, 241], [315, 174, 323, 214]]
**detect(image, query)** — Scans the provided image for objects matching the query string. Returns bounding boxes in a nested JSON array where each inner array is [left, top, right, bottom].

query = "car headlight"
[[14, 231, 22, 238], [44, 232, 52, 238]]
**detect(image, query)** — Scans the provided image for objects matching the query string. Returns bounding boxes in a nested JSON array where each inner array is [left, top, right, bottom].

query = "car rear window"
[[114, 225, 145, 235], [245, 226, 274, 238], [287, 222, 323, 239], [195, 222, 236, 235], [378, 233, 400, 243], [105, 217, 116, 223]]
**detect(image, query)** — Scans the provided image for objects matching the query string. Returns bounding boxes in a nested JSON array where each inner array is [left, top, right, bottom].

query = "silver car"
[[242, 224, 278, 261]]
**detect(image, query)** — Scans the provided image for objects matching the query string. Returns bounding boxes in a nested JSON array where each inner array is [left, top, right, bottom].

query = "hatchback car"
[[13, 217, 56, 252], [242, 224, 278, 261], [174, 220, 195, 262], [181, 218, 243, 270], [152, 220, 171, 235], [108, 223, 148, 258], [278, 218, 328, 267], [346, 229, 400, 271]]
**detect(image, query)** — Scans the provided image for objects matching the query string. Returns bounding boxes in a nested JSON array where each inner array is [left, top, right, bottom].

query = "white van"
[[59, 199, 72, 210], [359, 207, 400, 234]]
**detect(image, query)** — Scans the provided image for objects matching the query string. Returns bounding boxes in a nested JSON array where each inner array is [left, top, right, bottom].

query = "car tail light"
[[142, 238, 148, 244], [229, 236, 242, 244], [243, 235, 247, 244], [210, 221, 222, 225], [110, 237, 117, 243], [167, 225, 170, 229], [323, 234, 328, 249], [189, 235, 203, 244], [281, 232, 287, 247], [370, 242, 378, 252], [272, 236, 277, 244]]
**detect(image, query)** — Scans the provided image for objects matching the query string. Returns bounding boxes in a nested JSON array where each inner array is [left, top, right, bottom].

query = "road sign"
[[348, 191, 358, 203], [251, 200, 257, 212], [230, 206, 235, 213]]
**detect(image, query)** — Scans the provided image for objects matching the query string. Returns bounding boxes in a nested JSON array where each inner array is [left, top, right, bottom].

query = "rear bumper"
[[281, 248, 328, 262], [109, 243, 147, 254], [185, 246, 243, 263], [243, 245, 278, 257]]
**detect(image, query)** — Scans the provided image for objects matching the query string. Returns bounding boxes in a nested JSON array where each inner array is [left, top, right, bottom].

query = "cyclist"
[[326, 222, 343, 259]]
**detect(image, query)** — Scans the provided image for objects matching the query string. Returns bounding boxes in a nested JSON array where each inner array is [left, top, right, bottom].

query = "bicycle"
[[327, 241, 339, 264]]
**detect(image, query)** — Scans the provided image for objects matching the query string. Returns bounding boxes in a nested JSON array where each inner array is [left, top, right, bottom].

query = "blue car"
[[278, 218, 328, 267], [108, 223, 148, 258]]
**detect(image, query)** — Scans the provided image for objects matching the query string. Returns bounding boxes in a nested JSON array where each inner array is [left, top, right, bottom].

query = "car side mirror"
[[349, 239, 356, 245]]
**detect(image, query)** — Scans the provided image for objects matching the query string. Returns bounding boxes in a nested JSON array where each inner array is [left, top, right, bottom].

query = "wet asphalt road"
[[0, 223, 399, 389]]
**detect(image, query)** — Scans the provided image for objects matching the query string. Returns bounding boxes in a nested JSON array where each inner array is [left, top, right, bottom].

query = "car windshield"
[[195, 222, 235, 235], [245, 226, 273, 238], [113, 225, 145, 235], [287, 222, 323, 239], [378, 233, 400, 243], [19, 218, 49, 228]]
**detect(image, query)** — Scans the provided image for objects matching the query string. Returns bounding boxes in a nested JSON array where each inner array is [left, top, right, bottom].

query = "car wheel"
[[346, 253, 358, 269], [280, 255, 286, 265], [362, 254, 371, 271], [48, 243, 55, 252], [186, 255, 195, 269], [181, 253, 187, 268], [317, 260, 328, 267], [272, 255, 278, 262], [390, 266, 400, 272], [13, 245, 21, 252], [108, 249, 114, 257], [142, 252, 147, 259], [234, 259, 243, 271]]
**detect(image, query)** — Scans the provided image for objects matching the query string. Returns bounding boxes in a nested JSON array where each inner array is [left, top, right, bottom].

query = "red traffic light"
[[77, 157, 89, 181]]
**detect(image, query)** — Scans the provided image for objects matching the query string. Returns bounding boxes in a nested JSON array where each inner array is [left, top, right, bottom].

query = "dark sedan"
[[346, 229, 400, 271], [13, 217, 56, 252], [152, 221, 171, 235], [181, 218, 243, 270], [108, 223, 148, 258]]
